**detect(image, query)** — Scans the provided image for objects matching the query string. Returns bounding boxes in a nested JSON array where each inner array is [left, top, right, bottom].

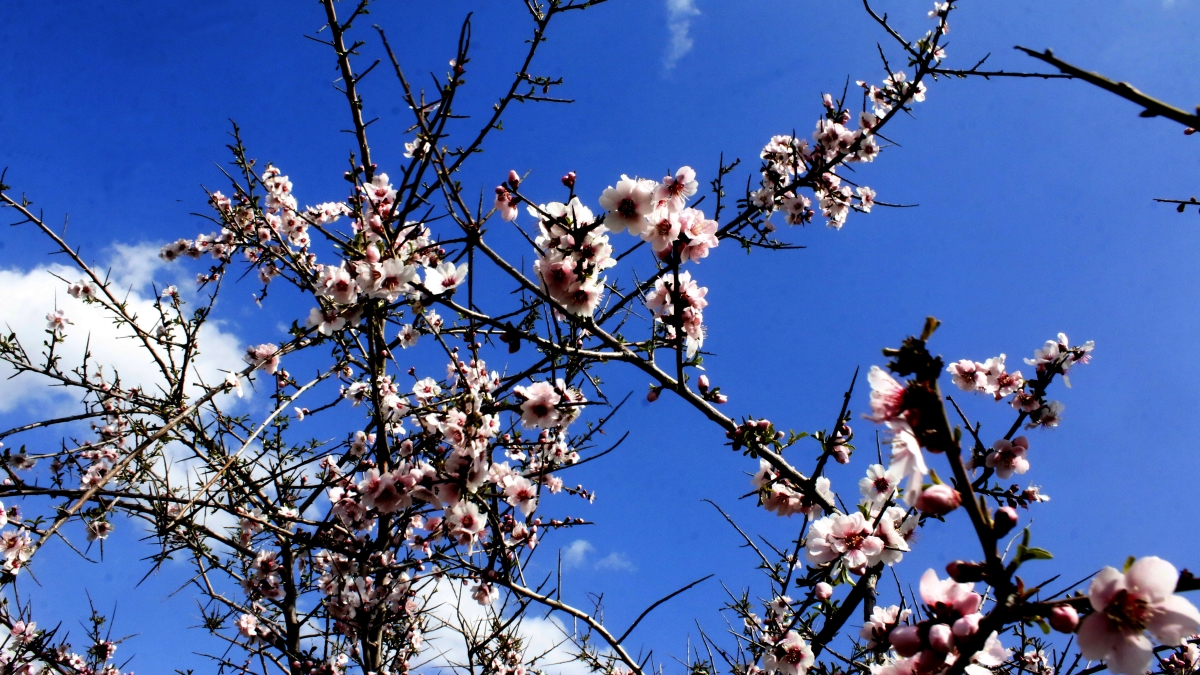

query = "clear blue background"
[[2, 0, 1199, 671]]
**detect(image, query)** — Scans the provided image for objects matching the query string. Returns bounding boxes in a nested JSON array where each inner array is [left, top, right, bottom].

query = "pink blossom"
[[654, 166, 698, 212], [445, 501, 486, 546], [423, 261, 469, 294], [947, 359, 986, 392], [1077, 557, 1200, 675], [316, 264, 360, 305], [985, 436, 1030, 479], [598, 175, 654, 235], [866, 366, 909, 427], [244, 343, 281, 375], [46, 309, 71, 334], [514, 381, 562, 429], [888, 428, 928, 507], [494, 186, 519, 222], [471, 582, 499, 606], [859, 463, 901, 505], [919, 568, 982, 620], [861, 604, 910, 649], [763, 631, 814, 675], [806, 511, 885, 574], [915, 484, 961, 516], [642, 206, 681, 251]]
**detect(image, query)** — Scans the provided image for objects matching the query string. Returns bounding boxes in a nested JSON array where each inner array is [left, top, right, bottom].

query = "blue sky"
[[3, 0, 1200, 671]]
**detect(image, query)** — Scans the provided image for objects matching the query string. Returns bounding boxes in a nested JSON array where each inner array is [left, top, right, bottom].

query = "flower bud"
[[647, 387, 661, 402], [814, 582, 833, 600], [928, 623, 954, 653], [945, 560, 986, 583], [561, 172, 576, 188], [889, 625, 922, 657], [916, 484, 962, 516], [992, 506, 1018, 536], [714, 393, 729, 404], [1048, 605, 1079, 634], [952, 613, 981, 638], [697, 374, 710, 393], [832, 445, 850, 464], [507, 170, 520, 188]]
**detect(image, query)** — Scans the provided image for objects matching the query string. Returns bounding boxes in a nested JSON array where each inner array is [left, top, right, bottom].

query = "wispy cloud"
[[558, 539, 635, 572], [664, 0, 701, 72], [594, 552, 636, 572], [561, 539, 595, 569]]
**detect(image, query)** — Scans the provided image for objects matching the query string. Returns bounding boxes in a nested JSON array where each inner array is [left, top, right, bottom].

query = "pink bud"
[[647, 387, 660, 402], [507, 170, 520, 188], [561, 172, 576, 188], [364, 245, 381, 263], [945, 560, 985, 583], [697, 374, 710, 393], [993, 506, 1018, 537], [1048, 605, 1079, 634], [928, 623, 954, 653], [889, 625, 922, 657], [833, 445, 850, 464], [714, 393, 728, 404], [916, 484, 962, 516], [952, 613, 981, 638], [814, 582, 833, 600]]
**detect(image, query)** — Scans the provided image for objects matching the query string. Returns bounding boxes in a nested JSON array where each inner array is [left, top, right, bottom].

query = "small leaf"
[[1021, 547, 1054, 562]]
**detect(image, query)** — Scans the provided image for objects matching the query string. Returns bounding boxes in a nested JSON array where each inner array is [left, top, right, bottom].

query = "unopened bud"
[[993, 506, 1018, 536], [507, 170, 520, 188], [1186, 127, 1197, 135], [1048, 605, 1079, 634], [928, 623, 954, 653], [697, 374, 710, 393], [647, 386, 661, 402], [714, 393, 728, 404], [561, 171, 576, 188], [832, 445, 850, 464], [814, 582, 833, 600], [916, 484, 962, 516], [889, 625, 922, 657], [775, 430, 786, 440], [945, 560, 986, 583]]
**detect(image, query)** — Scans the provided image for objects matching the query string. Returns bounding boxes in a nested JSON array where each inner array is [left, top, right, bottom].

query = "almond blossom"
[[1077, 557, 1200, 675], [598, 175, 654, 235], [806, 511, 885, 574]]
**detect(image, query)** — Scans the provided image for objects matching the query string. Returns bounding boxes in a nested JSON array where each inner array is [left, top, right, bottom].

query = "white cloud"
[[419, 578, 600, 675], [594, 552, 636, 572], [664, 0, 701, 71], [558, 539, 634, 573], [560, 539, 595, 570], [0, 245, 244, 415]]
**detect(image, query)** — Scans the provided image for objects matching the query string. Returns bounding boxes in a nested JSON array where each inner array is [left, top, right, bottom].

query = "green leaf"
[[1021, 547, 1054, 562]]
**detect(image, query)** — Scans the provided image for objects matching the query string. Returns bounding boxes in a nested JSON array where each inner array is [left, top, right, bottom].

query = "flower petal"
[[1126, 556, 1178, 604], [1148, 594, 1200, 645]]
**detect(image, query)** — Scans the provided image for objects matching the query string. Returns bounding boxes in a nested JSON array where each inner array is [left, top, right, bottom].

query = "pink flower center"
[[618, 198, 639, 219], [1104, 590, 1151, 632], [785, 646, 807, 665], [842, 531, 867, 550]]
